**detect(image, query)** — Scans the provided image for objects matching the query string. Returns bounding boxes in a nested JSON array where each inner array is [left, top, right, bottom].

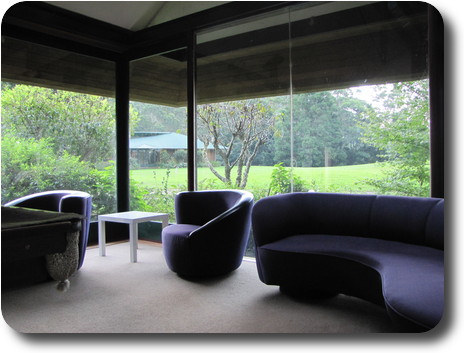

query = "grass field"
[[130, 163, 383, 193]]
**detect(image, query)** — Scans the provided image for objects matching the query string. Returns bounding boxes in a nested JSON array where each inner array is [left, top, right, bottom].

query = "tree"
[[358, 80, 430, 196], [131, 101, 186, 133], [274, 91, 376, 167], [1, 85, 139, 164], [197, 99, 281, 188]]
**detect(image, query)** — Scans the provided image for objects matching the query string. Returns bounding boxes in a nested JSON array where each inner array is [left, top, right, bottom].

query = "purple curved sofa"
[[252, 192, 444, 332], [162, 190, 253, 277]]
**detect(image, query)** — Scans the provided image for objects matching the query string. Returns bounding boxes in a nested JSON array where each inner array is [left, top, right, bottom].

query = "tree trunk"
[[202, 148, 229, 184]]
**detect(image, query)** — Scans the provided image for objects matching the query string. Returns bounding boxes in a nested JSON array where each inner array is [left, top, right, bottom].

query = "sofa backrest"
[[252, 192, 444, 250], [369, 195, 444, 249]]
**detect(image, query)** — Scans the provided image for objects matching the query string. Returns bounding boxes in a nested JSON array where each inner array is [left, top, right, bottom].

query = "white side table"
[[98, 211, 169, 263]]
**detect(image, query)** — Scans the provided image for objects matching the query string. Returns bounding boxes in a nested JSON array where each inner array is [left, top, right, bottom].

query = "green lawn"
[[130, 163, 383, 193]]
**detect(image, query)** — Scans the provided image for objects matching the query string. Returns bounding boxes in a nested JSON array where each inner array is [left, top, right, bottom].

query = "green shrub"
[[268, 163, 307, 195], [1, 134, 118, 215]]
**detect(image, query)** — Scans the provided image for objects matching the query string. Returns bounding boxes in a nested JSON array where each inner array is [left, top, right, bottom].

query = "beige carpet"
[[1, 241, 395, 333]]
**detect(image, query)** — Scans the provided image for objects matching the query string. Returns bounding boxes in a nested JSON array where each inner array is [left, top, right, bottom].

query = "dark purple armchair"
[[4, 190, 92, 270], [162, 190, 253, 277]]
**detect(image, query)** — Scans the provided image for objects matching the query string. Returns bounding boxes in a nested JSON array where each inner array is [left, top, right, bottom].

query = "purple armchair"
[[4, 190, 92, 270], [162, 190, 253, 277]]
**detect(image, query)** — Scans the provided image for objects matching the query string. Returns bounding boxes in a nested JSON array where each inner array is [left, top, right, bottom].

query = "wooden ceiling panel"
[[1, 2, 429, 107]]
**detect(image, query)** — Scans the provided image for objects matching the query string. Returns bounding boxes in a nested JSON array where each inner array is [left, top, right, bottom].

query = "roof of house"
[[129, 132, 212, 150]]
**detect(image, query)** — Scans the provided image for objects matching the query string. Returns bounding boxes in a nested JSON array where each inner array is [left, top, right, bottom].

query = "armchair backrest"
[[175, 190, 251, 226], [5, 190, 93, 269]]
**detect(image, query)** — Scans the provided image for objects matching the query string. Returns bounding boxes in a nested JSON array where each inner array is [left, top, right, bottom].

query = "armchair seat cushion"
[[162, 224, 199, 275], [163, 224, 200, 239]]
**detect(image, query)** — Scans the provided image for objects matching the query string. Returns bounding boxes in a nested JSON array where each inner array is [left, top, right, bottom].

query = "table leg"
[[161, 215, 169, 229], [98, 220, 106, 257], [129, 222, 138, 263]]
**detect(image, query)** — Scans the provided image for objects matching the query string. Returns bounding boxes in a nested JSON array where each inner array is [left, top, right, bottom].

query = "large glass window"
[[195, 1, 430, 199], [1, 38, 117, 218], [129, 50, 188, 240], [289, 2, 430, 197], [196, 8, 291, 201]]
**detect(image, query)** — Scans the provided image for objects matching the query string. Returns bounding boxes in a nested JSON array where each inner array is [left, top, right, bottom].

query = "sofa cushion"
[[425, 200, 445, 250], [369, 196, 443, 246], [258, 234, 444, 330], [252, 193, 376, 247]]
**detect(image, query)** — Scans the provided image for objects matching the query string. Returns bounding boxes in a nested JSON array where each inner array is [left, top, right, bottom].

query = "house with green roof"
[[130, 132, 215, 168]]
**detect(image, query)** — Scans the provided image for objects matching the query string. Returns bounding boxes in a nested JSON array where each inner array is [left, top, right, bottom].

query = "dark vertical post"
[[428, 5, 444, 198], [187, 31, 197, 191], [115, 58, 131, 211]]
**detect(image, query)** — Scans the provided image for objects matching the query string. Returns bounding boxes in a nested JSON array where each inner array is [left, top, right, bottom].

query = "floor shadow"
[[176, 270, 237, 286]]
